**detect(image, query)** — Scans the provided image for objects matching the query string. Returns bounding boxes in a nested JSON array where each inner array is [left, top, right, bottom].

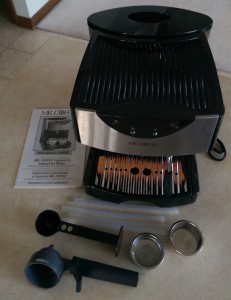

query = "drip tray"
[[84, 148, 199, 207]]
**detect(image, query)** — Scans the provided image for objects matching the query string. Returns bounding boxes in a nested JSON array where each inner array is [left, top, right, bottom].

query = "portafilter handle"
[[25, 245, 139, 293], [68, 256, 139, 292]]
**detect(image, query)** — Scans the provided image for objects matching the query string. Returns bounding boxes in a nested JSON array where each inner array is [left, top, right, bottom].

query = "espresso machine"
[[70, 6, 225, 206]]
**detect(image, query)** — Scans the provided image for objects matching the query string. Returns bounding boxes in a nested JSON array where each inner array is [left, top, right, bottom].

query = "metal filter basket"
[[130, 233, 164, 269], [169, 220, 204, 255]]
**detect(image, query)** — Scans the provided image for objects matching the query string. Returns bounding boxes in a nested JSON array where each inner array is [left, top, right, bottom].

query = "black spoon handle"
[[35, 210, 123, 256], [59, 221, 123, 255]]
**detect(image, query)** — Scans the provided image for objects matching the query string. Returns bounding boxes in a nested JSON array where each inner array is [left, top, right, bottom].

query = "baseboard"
[[8, 0, 60, 30]]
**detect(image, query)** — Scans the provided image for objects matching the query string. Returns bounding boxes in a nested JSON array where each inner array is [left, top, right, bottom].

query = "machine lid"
[[88, 6, 213, 38]]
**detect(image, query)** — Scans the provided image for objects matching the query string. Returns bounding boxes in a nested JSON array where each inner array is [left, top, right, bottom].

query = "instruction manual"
[[15, 109, 86, 188]]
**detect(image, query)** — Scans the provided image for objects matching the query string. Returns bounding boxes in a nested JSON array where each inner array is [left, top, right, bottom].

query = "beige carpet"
[[37, 0, 231, 72]]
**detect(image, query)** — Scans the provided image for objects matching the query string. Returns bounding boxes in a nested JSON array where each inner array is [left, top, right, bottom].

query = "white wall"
[[12, 0, 49, 18]]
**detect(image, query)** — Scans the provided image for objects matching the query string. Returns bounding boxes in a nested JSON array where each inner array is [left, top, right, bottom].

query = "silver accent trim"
[[75, 108, 219, 156]]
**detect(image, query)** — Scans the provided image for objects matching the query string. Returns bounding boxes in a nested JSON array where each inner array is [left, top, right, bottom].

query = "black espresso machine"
[[70, 6, 225, 207]]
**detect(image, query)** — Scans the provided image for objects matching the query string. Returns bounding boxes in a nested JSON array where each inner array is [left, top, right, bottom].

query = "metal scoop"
[[35, 210, 123, 256]]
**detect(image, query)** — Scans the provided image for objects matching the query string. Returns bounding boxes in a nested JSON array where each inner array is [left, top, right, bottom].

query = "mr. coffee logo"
[[129, 141, 157, 147], [41, 109, 71, 116]]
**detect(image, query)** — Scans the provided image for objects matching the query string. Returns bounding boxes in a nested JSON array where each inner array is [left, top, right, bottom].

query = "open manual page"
[[15, 109, 86, 188]]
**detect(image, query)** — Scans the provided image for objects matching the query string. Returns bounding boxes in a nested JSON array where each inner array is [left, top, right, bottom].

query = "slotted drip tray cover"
[[93, 153, 187, 196], [84, 149, 199, 206]]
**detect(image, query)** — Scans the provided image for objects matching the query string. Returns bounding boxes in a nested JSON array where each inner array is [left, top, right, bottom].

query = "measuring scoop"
[[35, 210, 123, 256]]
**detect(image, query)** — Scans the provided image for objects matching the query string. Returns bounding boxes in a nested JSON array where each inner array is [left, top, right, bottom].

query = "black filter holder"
[[35, 210, 123, 256], [25, 245, 139, 292]]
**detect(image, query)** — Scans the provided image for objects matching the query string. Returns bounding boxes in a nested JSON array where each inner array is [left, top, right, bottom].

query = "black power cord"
[[208, 138, 226, 161]]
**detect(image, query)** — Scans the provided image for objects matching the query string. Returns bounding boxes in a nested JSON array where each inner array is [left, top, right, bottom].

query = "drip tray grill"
[[84, 149, 199, 207], [95, 155, 187, 196]]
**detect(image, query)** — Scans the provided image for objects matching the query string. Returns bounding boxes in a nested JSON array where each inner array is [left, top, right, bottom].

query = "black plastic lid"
[[88, 6, 213, 38]]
